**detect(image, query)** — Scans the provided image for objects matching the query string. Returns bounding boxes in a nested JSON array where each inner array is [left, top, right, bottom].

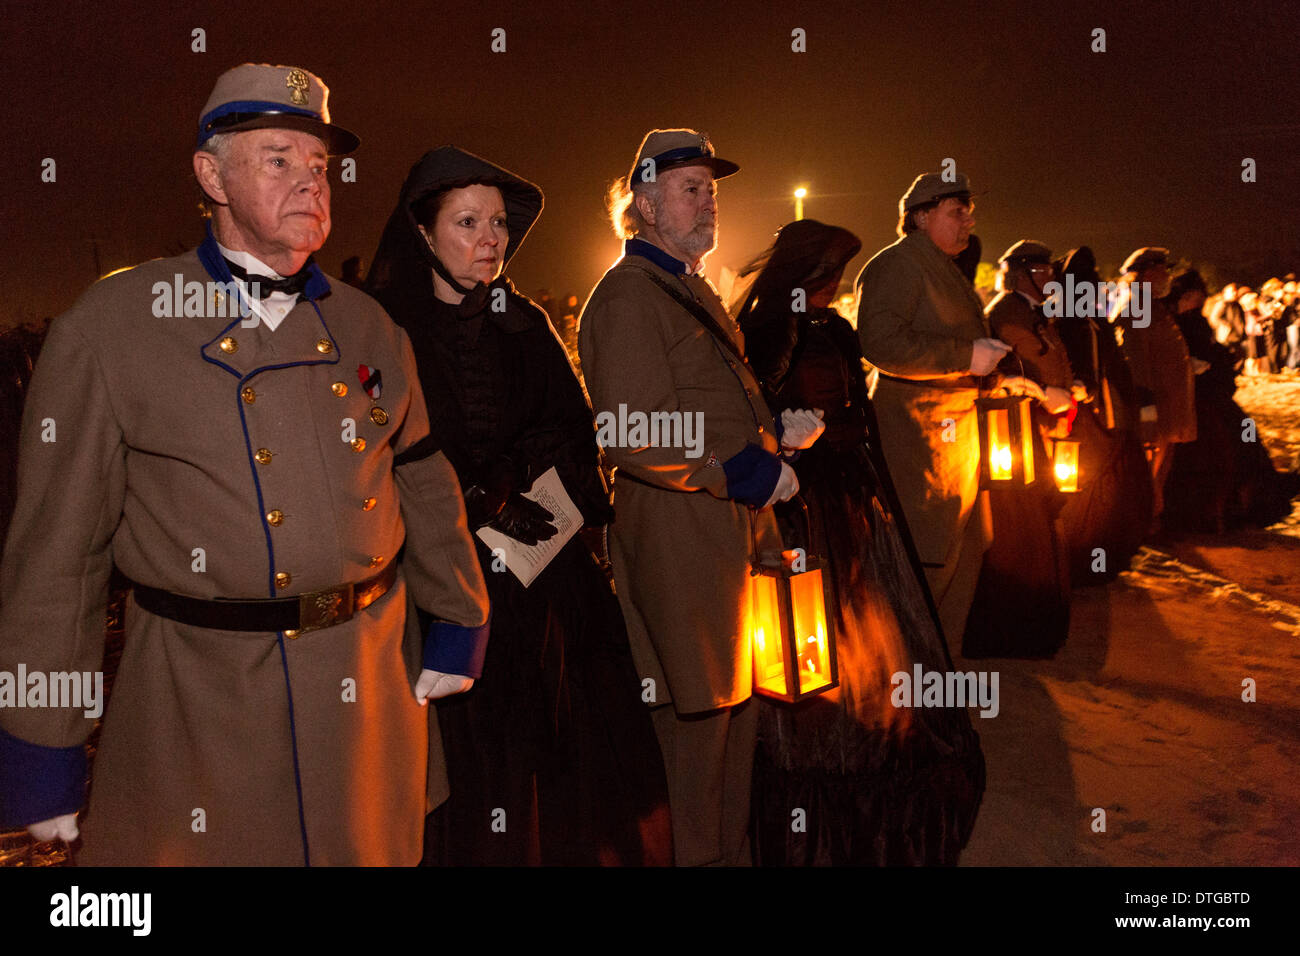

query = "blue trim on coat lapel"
[[624, 237, 689, 276]]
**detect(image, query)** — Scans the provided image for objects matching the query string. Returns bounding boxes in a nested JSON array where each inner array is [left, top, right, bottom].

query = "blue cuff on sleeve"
[[423, 613, 492, 679], [723, 443, 783, 508], [0, 725, 86, 829]]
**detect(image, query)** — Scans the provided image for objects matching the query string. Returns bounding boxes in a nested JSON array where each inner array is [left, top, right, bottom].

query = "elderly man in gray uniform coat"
[[580, 129, 823, 866], [0, 64, 490, 865]]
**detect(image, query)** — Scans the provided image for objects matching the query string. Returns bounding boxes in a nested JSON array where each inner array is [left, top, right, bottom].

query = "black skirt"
[[751, 443, 986, 865], [1057, 406, 1154, 582], [423, 538, 673, 865]]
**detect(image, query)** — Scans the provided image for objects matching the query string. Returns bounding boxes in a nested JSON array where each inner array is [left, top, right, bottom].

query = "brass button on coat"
[[275, 571, 292, 589], [351, 438, 366, 453], [331, 382, 348, 397], [254, 448, 272, 465], [362, 497, 377, 511], [369, 407, 389, 426], [316, 339, 334, 354], [284, 629, 299, 639], [219, 336, 238, 353], [369, 555, 385, 568], [241, 387, 256, 404], [266, 509, 284, 526]]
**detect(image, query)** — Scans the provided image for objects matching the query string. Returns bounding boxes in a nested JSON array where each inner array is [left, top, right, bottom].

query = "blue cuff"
[[423, 614, 492, 679], [723, 443, 783, 508], [0, 725, 86, 829]]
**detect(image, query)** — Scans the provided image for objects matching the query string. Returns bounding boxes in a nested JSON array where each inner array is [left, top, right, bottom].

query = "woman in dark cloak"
[[1051, 247, 1153, 581], [733, 219, 985, 865], [1161, 269, 1299, 531], [365, 146, 672, 865]]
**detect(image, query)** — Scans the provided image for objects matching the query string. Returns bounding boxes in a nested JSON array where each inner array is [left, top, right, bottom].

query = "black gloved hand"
[[490, 493, 557, 546], [463, 456, 523, 528]]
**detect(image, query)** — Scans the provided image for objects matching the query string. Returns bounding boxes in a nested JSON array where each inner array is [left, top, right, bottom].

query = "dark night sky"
[[2, 0, 1297, 326]]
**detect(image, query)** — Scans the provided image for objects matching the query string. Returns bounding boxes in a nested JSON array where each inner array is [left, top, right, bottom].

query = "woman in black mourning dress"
[[365, 146, 671, 865], [733, 219, 985, 865]]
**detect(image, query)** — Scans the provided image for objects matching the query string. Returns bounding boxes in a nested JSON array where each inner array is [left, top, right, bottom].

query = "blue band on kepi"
[[198, 99, 323, 146], [649, 145, 713, 169]]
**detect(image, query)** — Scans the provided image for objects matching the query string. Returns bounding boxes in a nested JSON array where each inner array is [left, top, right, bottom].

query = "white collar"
[[216, 242, 286, 281]]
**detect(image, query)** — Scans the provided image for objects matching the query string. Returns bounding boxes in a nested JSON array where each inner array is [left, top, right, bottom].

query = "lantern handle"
[[748, 493, 814, 569]]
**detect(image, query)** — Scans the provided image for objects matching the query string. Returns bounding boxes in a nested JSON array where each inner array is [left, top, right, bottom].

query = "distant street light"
[[793, 186, 808, 221]]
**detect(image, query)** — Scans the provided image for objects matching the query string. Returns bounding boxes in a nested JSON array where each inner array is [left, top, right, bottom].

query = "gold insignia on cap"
[[369, 407, 389, 426], [286, 69, 310, 107]]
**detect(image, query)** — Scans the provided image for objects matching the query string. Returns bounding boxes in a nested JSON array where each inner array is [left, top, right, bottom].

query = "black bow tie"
[[224, 258, 314, 299]]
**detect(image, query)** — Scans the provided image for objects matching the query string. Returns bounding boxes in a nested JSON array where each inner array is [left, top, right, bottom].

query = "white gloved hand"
[[1041, 385, 1074, 415], [779, 407, 826, 451], [998, 375, 1047, 403], [762, 461, 800, 508], [29, 813, 79, 843], [415, 669, 474, 704], [969, 337, 1013, 376]]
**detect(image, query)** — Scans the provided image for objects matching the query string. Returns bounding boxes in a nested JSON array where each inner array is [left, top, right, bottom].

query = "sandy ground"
[[961, 374, 1300, 866], [5, 376, 1300, 867]]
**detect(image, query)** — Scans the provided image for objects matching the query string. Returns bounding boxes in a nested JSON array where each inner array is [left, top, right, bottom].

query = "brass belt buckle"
[[293, 583, 356, 636]]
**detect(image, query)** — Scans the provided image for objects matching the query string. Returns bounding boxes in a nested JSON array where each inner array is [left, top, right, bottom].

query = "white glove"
[[779, 407, 825, 451], [970, 337, 1012, 376], [997, 375, 1047, 403], [762, 461, 800, 508], [28, 813, 79, 843], [1041, 386, 1074, 415], [415, 668, 474, 704]]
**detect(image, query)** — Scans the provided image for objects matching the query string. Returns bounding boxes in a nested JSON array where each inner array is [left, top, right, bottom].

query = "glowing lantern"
[[749, 548, 837, 703], [1052, 438, 1080, 493], [976, 395, 1036, 488]]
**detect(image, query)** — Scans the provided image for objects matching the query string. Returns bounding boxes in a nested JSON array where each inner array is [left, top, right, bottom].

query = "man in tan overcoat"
[[856, 172, 1011, 646], [0, 64, 490, 865], [579, 129, 821, 866]]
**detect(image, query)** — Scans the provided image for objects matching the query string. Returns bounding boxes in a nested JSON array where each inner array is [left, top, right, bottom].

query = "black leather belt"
[[131, 562, 398, 637]]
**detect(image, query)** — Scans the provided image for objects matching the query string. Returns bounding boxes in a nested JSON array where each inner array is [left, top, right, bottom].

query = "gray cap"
[[999, 239, 1053, 265], [899, 171, 972, 214], [1121, 246, 1171, 274]]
